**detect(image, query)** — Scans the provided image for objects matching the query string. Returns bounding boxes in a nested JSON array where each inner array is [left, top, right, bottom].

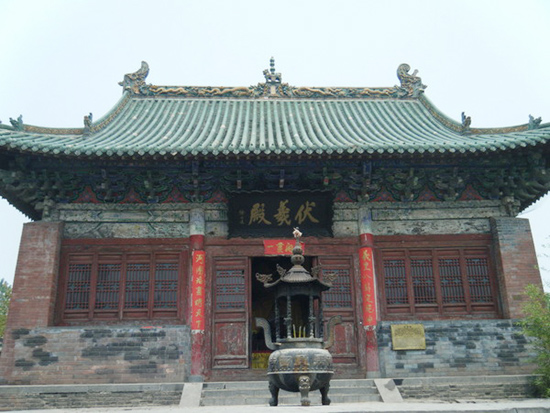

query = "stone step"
[[201, 393, 381, 406], [200, 379, 381, 406], [203, 378, 377, 390], [202, 387, 380, 400], [203, 381, 268, 390]]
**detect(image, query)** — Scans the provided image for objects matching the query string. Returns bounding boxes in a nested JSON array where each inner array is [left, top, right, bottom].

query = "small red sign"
[[264, 240, 305, 255]]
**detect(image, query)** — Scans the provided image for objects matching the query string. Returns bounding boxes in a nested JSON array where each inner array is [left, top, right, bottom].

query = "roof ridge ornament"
[[263, 57, 282, 85], [528, 114, 542, 130], [119, 61, 150, 94], [9, 115, 24, 131], [461, 112, 472, 135], [262, 57, 284, 97], [396, 63, 426, 97], [117, 61, 429, 100], [83, 113, 93, 135]]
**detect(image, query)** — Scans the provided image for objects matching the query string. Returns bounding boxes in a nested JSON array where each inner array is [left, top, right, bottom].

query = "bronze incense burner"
[[255, 229, 341, 406]]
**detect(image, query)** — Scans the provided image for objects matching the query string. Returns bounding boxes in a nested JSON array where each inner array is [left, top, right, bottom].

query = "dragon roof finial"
[[396, 63, 426, 98], [119, 61, 150, 94]]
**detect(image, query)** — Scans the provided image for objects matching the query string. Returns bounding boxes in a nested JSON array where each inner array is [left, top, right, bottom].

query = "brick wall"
[[491, 217, 543, 318], [0, 222, 63, 382], [377, 320, 536, 378], [5, 222, 63, 328], [1, 326, 191, 385]]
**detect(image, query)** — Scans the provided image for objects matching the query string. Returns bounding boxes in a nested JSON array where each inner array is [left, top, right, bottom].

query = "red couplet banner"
[[191, 251, 206, 331], [264, 240, 305, 255], [359, 247, 377, 327]]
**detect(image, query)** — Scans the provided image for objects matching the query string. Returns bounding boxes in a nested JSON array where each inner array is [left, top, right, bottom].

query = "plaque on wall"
[[390, 324, 426, 350], [228, 191, 333, 238]]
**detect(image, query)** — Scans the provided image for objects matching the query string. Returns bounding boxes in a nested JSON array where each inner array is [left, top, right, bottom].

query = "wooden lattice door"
[[211, 257, 250, 369], [318, 256, 359, 366]]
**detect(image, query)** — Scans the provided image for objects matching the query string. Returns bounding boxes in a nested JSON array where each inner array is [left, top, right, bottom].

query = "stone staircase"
[[199, 379, 381, 406], [0, 375, 539, 410]]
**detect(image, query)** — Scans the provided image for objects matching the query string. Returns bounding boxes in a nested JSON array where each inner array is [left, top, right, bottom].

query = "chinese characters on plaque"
[[359, 247, 377, 327], [191, 251, 206, 331], [391, 324, 426, 350], [263, 240, 305, 255], [228, 192, 333, 237]]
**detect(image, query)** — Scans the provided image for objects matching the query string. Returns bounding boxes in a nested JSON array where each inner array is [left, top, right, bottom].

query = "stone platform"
[[0, 375, 544, 411]]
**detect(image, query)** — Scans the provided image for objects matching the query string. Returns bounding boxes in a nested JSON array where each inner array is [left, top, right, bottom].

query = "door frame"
[[204, 237, 364, 377]]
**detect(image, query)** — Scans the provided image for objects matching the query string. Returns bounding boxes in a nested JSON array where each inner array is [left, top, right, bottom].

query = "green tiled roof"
[[1, 62, 549, 159]]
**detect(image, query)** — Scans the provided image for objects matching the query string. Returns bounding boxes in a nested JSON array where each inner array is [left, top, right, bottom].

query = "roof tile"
[[1, 95, 549, 159]]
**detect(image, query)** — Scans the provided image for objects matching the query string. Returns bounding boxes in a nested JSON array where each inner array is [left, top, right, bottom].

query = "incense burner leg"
[[269, 381, 279, 406], [298, 375, 311, 406], [320, 383, 331, 405]]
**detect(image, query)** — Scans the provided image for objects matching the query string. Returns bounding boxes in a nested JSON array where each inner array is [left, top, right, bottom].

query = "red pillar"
[[358, 207, 380, 377], [189, 208, 206, 380]]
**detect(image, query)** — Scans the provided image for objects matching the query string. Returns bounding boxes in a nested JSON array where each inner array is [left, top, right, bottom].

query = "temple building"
[[0, 60, 548, 384]]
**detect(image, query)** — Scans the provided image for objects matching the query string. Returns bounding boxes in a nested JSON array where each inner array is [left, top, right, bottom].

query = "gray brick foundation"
[[377, 320, 535, 378], [0, 383, 183, 411], [395, 375, 536, 400], [2, 325, 191, 385]]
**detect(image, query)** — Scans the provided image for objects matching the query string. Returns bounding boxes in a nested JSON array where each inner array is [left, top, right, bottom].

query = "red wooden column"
[[189, 207, 206, 379], [358, 206, 380, 377]]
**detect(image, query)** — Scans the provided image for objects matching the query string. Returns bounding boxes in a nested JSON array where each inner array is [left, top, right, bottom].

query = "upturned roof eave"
[[418, 94, 539, 135]]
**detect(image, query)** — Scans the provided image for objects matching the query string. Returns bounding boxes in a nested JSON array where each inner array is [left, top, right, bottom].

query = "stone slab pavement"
[[6, 399, 550, 413]]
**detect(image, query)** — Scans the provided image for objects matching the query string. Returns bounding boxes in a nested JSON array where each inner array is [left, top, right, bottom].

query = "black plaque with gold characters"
[[390, 324, 426, 350], [228, 191, 333, 238]]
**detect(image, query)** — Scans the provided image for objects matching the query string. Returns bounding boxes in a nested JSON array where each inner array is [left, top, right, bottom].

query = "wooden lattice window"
[[383, 256, 408, 305], [125, 263, 150, 309], [154, 263, 179, 308], [439, 257, 465, 304], [466, 257, 493, 302], [215, 269, 245, 310], [65, 263, 91, 310], [378, 239, 498, 319], [410, 258, 436, 304], [323, 268, 353, 308], [96, 263, 121, 310], [60, 244, 187, 323]]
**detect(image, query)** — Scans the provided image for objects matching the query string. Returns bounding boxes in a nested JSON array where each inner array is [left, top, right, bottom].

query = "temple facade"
[[0, 60, 548, 384]]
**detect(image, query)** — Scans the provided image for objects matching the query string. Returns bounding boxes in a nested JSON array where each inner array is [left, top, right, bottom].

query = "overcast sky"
[[1, 0, 549, 289]]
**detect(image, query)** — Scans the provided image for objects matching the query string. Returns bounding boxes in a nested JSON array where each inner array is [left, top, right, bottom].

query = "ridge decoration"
[[396, 63, 427, 98], [119, 61, 150, 94], [120, 61, 427, 99], [9, 115, 24, 131]]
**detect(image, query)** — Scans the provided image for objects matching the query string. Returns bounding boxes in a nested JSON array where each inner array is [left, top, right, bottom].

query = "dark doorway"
[[250, 256, 313, 358]]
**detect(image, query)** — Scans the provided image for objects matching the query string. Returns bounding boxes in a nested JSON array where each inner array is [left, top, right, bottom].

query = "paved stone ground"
[[7, 399, 550, 413]]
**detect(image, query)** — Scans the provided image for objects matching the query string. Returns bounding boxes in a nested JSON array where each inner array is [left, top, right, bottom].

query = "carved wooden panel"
[[318, 256, 358, 366], [332, 322, 357, 357], [212, 257, 249, 369], [212, 322, 248, 368]]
